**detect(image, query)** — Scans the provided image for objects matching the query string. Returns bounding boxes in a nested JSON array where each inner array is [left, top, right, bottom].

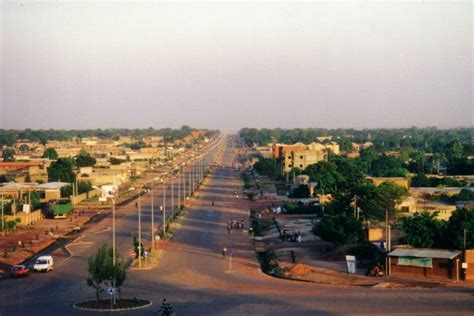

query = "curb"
[[72, 300, 152, 312]]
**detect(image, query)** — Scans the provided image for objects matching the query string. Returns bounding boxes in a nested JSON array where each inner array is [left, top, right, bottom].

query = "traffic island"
[[73, 298, 152, 312]]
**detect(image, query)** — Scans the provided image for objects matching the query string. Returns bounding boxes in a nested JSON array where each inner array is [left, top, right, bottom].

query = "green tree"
[[312, 214, 363, 245], [42, 148, 58, 160], [290, 185, 310, 199], [253, 158, 280, 178], [444, 208, 474, 249], [86, 244, 127, 301], [399, 212, 446, 248], [48, 158, 76, 183], [2, 148, 15, 162], [373, 182, 409, 221], [304, 161, 343, 194], [75, 150, 96, 167], [78, 181, 93, 194]]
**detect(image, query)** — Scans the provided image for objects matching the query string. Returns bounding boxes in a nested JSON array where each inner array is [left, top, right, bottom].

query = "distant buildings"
[[271, 142, 340, 172]]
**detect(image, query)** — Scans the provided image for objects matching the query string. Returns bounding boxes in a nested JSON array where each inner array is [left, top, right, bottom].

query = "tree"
[[312, 214, 363, 245], [444, 208, 474, 249], [48, 158, 76, 183], [290, 185, 310, 199], [75, 150, 96, 167], [42, 148, 58, 160], [399, 212, 446, 248], [2, 148, 15, 162], [86, 244, 127, 301], [304, 161, 344, 195], [253, 158, 280, 178], [374, 182, 409, 221]]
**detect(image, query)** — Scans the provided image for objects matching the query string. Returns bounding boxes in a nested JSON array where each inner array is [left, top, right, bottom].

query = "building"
[[283, 149, 326, 172], [272, 143, 305, 159], [388, 248, 463, 280]]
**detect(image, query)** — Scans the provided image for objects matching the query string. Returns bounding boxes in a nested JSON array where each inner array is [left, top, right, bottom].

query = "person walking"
[[222, 247, 227, 258]]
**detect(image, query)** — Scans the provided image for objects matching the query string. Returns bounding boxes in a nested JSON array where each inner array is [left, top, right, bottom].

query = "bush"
[[258, 251, 281, 275], [284, 204, 322, 215], [312, 214, 363, 245]]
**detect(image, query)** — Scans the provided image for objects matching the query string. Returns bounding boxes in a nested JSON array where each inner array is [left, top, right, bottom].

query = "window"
[[288, 156, 292, 159], [300, 164, 303, 168], [300, 156, 303, 159]]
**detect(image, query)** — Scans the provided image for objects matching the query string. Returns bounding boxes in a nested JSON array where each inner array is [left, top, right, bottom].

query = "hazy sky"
[[1, 1, 472, 131]]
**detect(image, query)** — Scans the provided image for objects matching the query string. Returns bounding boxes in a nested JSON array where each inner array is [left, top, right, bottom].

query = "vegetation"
[[253, 158, 281, 179], [86, 244, 127, 301], [239, 127, 474, 176], [2, 148, 15, 162], [48, 158, 76, 183], [399, 212, 446, 248], [411, 174, 467, 187], [399, 208, 474, 249], [75, 150, 97, 167], [0, 126, 205, 144], [284, 203, 321, 215], [42, 148, 58, 160], [290, 185, 310, 198], [312, 215, 363, 245]]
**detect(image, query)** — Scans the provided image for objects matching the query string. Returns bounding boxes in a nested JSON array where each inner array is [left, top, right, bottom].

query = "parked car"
[[10, 265, 29, 278], [33, 255, 54, 272]]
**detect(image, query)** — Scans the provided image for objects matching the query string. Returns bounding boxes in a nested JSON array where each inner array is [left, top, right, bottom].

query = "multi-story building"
[[283, 149, 327, 172]]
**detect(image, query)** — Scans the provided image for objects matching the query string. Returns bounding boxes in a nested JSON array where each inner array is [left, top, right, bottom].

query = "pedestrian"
[[222, 247, 227, 258], [241, 219, 245, 229], [227, 224, 230, 234]]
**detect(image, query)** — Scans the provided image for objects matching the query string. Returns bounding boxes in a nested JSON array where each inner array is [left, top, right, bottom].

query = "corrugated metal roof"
[[388, 248, 461, 259]]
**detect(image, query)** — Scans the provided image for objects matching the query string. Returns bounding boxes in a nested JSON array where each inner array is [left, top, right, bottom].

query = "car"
[[10, 265, 29, 278], [33, 255, 54, 272]]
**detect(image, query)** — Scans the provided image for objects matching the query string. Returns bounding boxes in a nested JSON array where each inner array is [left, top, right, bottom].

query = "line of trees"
[[240, 128, 474, 175], [0, 126, 219, 147], [400, 208, 474, 250]]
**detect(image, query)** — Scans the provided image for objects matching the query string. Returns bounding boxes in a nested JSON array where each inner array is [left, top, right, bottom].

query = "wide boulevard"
[[0, 137, 473, 315]]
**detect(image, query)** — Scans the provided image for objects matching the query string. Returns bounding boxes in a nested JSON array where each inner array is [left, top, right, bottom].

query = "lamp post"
[[178, 166, 181, 211], [171, 171, 174, 219], [162, 178, 166, 235], [151, 176, 160, 251], [111, 196, 116, 304], [183, 164, 186, 207], [188, 165, 192, 198], [138, 186, 143, 268], [1, 195, 4, 237]]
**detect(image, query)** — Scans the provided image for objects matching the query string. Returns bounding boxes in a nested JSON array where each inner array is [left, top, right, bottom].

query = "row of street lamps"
[[135, 141, 221, 267]]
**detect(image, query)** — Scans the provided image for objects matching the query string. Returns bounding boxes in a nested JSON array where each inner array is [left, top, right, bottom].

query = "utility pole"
[[353, 195, 357, 218]]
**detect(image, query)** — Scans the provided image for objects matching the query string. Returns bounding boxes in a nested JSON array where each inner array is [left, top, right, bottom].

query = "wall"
[[464, 250, 474, 280], [71, 189, 99, 205], [4, 209, 42, 226]]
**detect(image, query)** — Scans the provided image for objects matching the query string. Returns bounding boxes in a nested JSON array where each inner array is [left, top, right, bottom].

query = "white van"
[[33, 255, 54, 272]]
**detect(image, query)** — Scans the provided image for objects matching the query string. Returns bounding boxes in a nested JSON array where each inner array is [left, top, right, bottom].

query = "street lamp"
[[1, 195, 4, 237], [178, 165, 181, 211], [162, 177, 166, 235], [151, 176, 160, 250]]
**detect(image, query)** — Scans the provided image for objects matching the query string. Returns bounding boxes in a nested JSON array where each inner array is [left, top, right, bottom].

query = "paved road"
[[1, 137, 473, 315]]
